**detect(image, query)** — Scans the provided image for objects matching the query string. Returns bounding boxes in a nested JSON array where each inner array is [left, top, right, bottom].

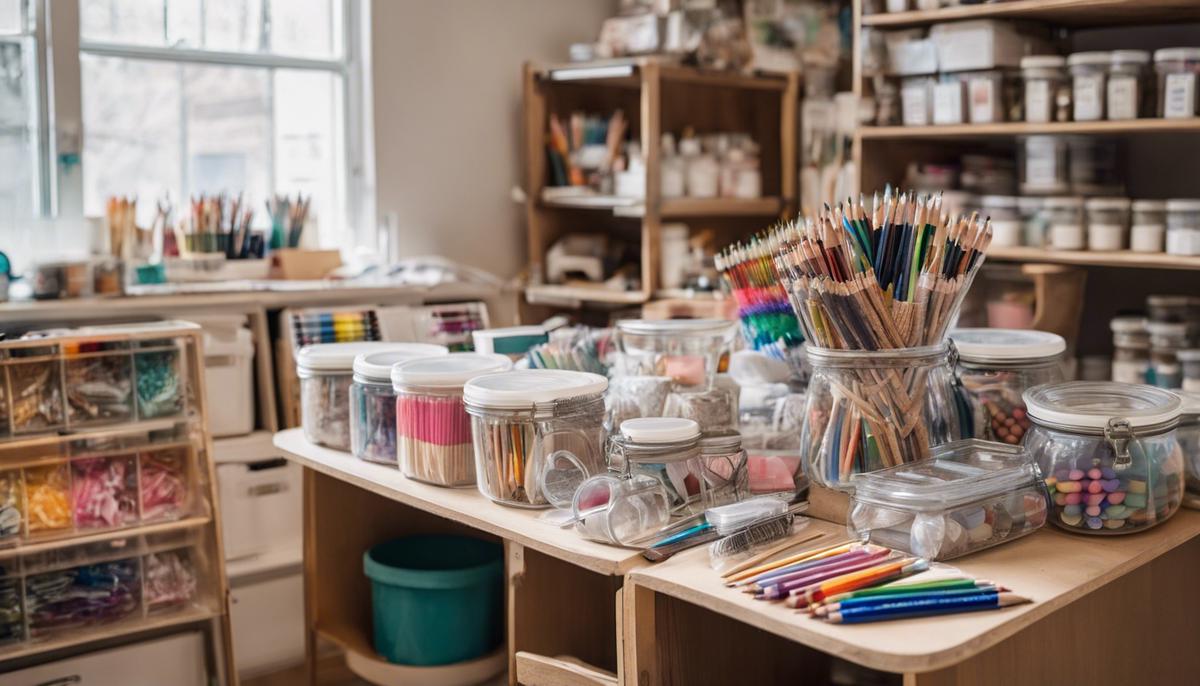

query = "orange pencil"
[[788, 558, 928, 609]]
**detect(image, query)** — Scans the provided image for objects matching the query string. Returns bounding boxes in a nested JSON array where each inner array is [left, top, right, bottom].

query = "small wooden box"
[[270, 248, 342, 280]]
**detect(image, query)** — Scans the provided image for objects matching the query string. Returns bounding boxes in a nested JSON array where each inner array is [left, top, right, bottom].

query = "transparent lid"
[[540, 450, 591, 509], [298, 341, 446, 374], [463, 369, 608, 409], [950, 328, 1066, 363], [392, 353, 512, 389], [617, 318, 736, 338], [353, 346, 452, 382], [1109, 49, 1150, 66], [621, 417, 701, 444], [1024, 381, 1182, 431], [1176, 391, 1200, 418], [1155, 47, 1200, 63], [1166, 199, 1200, 212], [705, 497, 788, 535], [851, 439, 1039, 511]]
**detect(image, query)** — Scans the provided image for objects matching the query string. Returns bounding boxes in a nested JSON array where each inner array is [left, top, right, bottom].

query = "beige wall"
[[371, 0, 614, 279]]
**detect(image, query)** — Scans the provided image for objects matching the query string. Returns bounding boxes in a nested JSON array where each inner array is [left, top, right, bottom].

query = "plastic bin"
[[203, 324, 255, 437], [364, 535, 503, 666]]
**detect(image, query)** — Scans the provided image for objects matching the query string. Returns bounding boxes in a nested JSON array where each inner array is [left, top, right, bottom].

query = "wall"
[[371, 0, 614, 280]]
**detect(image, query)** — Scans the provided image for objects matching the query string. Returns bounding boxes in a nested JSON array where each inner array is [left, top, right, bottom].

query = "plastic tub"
[[1154, 47, 1200, 118], [1068, 51, 1110, 121], [616, 319, 737, 389], [607, 417, 706, 516], [1107, 50, 1152, 120], [1130, 200, 1167, 253], [363, 535, 503, 666], [1021, 55, 1069, 124], [1085, 197, 1131, 251], [199, 323, 254, 437]]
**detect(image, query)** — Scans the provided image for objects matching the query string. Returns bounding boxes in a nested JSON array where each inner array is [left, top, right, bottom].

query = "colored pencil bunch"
[[715, 239, 805, 369]]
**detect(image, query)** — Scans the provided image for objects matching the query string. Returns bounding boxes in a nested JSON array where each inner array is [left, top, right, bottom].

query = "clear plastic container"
[[63, 341, 133, 427], [1166, 199, 1200, 257], [1085, 197, 1131, 251], [0, 470, 21, 544], [71, 454, 139, 530], [5, 348, 65, 434], [705, 496, 788, 535], [901, 76, 935, 126], [133, 341, 185, 420], [1019, 136, 1069, 195], [1130, 200, 1167, 253], [746, 448, 807, 500], [965, 69, 1019, 124], [950, 329, 1067, 444], [1024, 382, 1185, 534], [607, 417, 706, 516], [1111, 317, 1151, 385], [297, 342, 448, 451], [698, 430, 749, 507], [350, 350, 446, 466], [1044, 197, 1085, 250], [1154, 47, 1200, 118], [802, 344, 962, 492], [392, 353, 512, 487], [571, 474, 670, 546], [1178, 392, 1200, 504], [848, 439, 1049, 560], [616, 319, 736, 389], [980, 196, 1022, 247], [606, 375, 672, 431], [1021, 55, 1068, 124], [1148, 321, 1188, 389], [1179, 350, 1200, 393], [1068, 51, 1111, 121], [464, 369, 608, 508], [1107, 50, 1152, 120]]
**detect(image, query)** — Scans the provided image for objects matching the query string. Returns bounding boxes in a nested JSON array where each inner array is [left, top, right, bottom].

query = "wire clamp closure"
[[1104, 417, 1135, 470]]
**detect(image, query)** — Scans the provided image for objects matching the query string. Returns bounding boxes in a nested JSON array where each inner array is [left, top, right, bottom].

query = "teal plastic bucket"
[[363, 535, 504, 666]]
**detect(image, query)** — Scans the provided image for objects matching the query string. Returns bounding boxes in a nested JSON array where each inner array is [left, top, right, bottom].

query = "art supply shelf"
[[860, 0, 1200, 29], [989, 246, 1200, 270], [858, 118, 1200, 140]]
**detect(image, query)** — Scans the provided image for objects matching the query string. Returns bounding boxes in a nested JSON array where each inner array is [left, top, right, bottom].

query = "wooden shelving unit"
[[861, 0, 1200, 28], [990, 247, 1200, 271], [860, 118, 1200, 140], [523, 58, 799, 308]]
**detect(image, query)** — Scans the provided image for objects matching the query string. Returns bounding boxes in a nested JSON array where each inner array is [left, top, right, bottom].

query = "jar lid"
[[1154, 47, 1200, 63], [1024, 381, 1182, 431], [1176, 349, 1200, 362], [1147, 294, 1198, 308], [1042, 196, 1084, 210], [1020, 55, 1066, 69], [1110, 49, 1151, 65], [620, 417, 701, 444], [1131, 199, 1167, 212], [698, 429, 743, 454], [851, 439, 1039, 511], [1166, 199, 1200, 212], [392, 353, 513, 389], [297, 341, 445, 374], [471, 326, 549, 355], [617, 318, 736, 338], [950, 328, 1066, 362], [1067, 51, 1112, 67], [1084, 197, 1131, 211], [463, 369, 608, 409], [352, 345, 454, 381], [1110, 316, 1147, 333], [1176, 390, 1200, 417], [1146, 320, 1189, 336], [979, 195, 1019, 209]]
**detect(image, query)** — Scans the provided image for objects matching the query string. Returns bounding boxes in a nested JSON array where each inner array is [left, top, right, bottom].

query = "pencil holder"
[[801, 343, 962, 492]]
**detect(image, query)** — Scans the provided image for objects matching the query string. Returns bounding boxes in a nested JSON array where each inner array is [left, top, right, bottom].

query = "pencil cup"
[[802, 343, 963, 492]]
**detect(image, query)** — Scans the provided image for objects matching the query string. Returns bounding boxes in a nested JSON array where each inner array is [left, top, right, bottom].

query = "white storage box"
[[231, 572, 306, 677], [218, 458, 302, 561], [933, 79, 966, 124], [189, 314, 256, 437], [6, 631, 208, 686], [886, 30, 938, 76], [929, 20, 1049, 73]]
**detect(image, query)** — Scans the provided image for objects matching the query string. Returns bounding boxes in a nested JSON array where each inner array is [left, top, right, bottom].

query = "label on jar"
[[1025, 154, 1059, 190], [1130, 224, 1166, 252], [902, 84, 930, 126], [1073, 73, 1104, 121], [1112, 359, 1150, 384], [1025, 80, 1051, 123], [1107, 75, 1138, 120], [1164, 72, 1198, 119], [968, 79, 998, 123], [933, 82, 964, 125], [1050, 223, 1085, 250], [1166, 228, 1200, 256]]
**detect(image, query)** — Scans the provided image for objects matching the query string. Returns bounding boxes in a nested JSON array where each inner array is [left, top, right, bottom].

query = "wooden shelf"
[[0, 607, 220, 663], [988, 246, 1200, 270], [534, 58, 792, 92], [524, 284, 648, 307], [859, 118, 1200, 140], [540, 193, 641, 211], [0, 516, 212, 562], [660, 197, 785, 218], [861, 0, 1200, 28]]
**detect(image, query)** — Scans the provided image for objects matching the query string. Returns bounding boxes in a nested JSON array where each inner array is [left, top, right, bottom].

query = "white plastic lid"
[[1146, 320, 1189, 336], [297, 341, 443, 374], [617, 318, 736, 337], [979, 195, 1019, 209], [1110, 49, 1151, 65], [1042, 196, 1084, 210], [463, 369, 608, 409], [1024, 381, 1182, 431], [1176, 390, 1200, 416], [1067, 51, 1112, 67], [950, 328, 1066, 362], [1166, 199, 1200, 212], [392, 353, 513, 389], [352, 345, 453, 381], [1176, 349, 1200, 362], [620, 417, 701, 444], [1132, 199, 1168, 212], [1020, 55, 1066, 69], [1155, 47, 1200, 63], [706, 497, 788, 535], [1085, 197, 1131, 211], [1110, 317, 1147, 333]]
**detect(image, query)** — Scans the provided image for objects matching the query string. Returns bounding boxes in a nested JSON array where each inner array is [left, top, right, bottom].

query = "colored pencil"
[[725, 540, 859, 586], [788, 558, 929, 608], [824, 592, 1032, 624], [817, 577, 987, 606], [813, 586, 1006, 617], [738, 545, 880, 591], [719, 531, 828, 579]]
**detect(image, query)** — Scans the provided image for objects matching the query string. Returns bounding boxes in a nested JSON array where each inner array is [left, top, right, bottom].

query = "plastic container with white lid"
[[1043, 196, 1085, 250], [1166, 199, 1200, 256], [616, 318, 737, 389], [1154, 47, 1200, 118], [1107, 50, 1152, 120], [1111, 316, 1151, 385], [980, 196, 1022, 247], [949, 329, 1067, 444], [1085, 197, 1131, 251], [1023, 381, 1185, 534], [471, 326, 549, 358], [698, 430, 750, 507], [848, 439, 1049, 560], [464, 369, 608, 507], [393, 353, 513, 487], [297, 342, 448, 451], [1021, 55, 1069, 123], [350, 349, 452, 465], [1068, 51, 1111, 121], [1131, 199, 1168, 252], [706, 496, 788, 535], [607, 417, 707, 516]]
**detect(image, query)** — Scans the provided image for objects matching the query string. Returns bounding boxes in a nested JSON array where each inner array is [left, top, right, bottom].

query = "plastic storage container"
[[1085, 197, 1131, 251], [393, 353, 512, 487], [606, 375, 673, 431], [616, 319, 736, 389], [802, 344, 962, 492], [1024, 382, 1185, 534], [848, 439, 1049, 560], [1019, 136, 1070, 195], [1178, 392, 1200, 505], [363, 535, 502, 666], [1044, 197, 1085, 250], [1148, 321, 1188, 389], [350, 351, 433, 465], [607, 417, 706, 516], [966, 69, 1019, 124], [464, 370, 608, 508], [698, 430, 749, 507], [1068, 51, 1110, 121], [571, 474, 670, 546], [1107, 50, 1152, 120], [1179, 350, 1200, 392], [297, 342, 448, 451], [1154, 47, 1200, 118], [1021, 55, 1069, 124], [1130, 200, 1167, 253], [950, 329, 1066, 444], [1166, 199, 1200, 256], [901, 76, 935, 126], [199, 323, 254, 437], [1111, 317, 1151, 385], [980, 196, 1022, 247]]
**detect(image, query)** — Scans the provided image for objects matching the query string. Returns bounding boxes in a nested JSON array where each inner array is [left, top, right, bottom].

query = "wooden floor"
[[242, 656, 364, 686]]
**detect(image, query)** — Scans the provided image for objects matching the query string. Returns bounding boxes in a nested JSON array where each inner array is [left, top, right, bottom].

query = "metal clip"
[[946, 338, 960, 370], [1104, 417, 1135, 470]]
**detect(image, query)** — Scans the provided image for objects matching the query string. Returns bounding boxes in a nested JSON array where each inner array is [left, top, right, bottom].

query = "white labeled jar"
[[1043, 196, 1085, 250], [607, 417, 707, 516], [1068, 51, 1111, 121], [980, 196, 1022, 247], [1021, 55, 1068, 124], [1107, 50, 1151, 120], [1130, 200, 1167, 253], [1111, 317, 1150, 385], [1154, 47, 1200, 119], [1019, 136, 1069, 195], [1085, 197, 1131, 251], [1166, 199, 1200, 257]]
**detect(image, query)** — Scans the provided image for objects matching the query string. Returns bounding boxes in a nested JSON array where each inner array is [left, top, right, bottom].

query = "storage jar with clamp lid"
[[616, 319, 736, 389], [607, 417, 707, 516], [697, 430, 749, 507]]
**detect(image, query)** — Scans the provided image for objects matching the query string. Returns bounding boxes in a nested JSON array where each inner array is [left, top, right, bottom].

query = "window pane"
[[184, 63, 270, 201], [269, 0, 341, 59], [202, 0, 262, 53], [0, 39, 40, 222], [0, 0, 26, 35], [274, 69, 343, 248]]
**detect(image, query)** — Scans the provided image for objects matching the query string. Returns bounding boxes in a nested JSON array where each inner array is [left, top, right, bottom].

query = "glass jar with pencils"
[[801, 343, 963, 492], [1024, 381, 1184, 534]]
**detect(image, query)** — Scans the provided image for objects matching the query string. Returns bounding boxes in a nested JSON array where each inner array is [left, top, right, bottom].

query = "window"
[[0, 0, 43, 223]]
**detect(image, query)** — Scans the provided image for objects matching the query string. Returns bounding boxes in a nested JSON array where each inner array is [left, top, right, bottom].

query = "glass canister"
[[698, 430, 749, 507], [607, 417, 706, 516], [949, 329, 1067, 444], [1021, 55, 1069, 124], [616, 319, 737, 389], [1067, 51, 1111, 121], [351, 351, 416, 464], [1148, 321, 1188, 389], [571, 474, 671, 546], [1085, 197, 1131, 251], [662, 377, 740, 431], [606, 375, 673, 431], [1019, 136, 1069, 196], [1043, 197, 1085, 250], [1018, 196, 1046, 247], [1177, 392, 1200, 508], [1111, 317, 1151, 385], [801, 344, 961, 492], [1024, 382, 1185, 534], [980, 196, 1022, 247], [1107, 50, 1152, 120], [1154, 47, 1200, 118], [464, 369, 608, 508], [297, 342, 448, 451], [1130, 200, 1167, 253], [1165, 199, 1200, 257], [848, 439, 1049, 560], [392, 353, 513, 486]]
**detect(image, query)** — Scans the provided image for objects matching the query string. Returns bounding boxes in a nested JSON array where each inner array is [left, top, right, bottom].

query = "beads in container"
[[64, 344, 133, 426], [616, 319, 736, 389], [949, 328, 1066, 444], [25, 463, 72, 535], [0, 471, 21, 543], [698, 430, 749, 507], [140, 448, 190, 522], [1024, 382, 1184, 534], [7, 354, 65, 434], [26, 558, 141, 636], [134, 345, 183, 419], [144, 548, 198, 614], [848, 439, 1049, 561], [608, 417, 706, 517], [393, 353, 512, 487], [71, 455, 138, 530]]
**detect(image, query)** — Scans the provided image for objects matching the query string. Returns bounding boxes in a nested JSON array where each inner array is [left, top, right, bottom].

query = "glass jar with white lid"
[[607, 417, 707, 516], [980, 196, 1022, 247], [1107, 50, 1152, 120], [1165, 199, 1200, 257], [1021, 55, 1069, 124], [1111, 317, 1151, 385], [616, 319, 737, 389], [1067, 51, 1111, 121], [1130, 200, 1167, 253], [1085, 197, 1131, 251], [1154, 47, 1200, 118], [1043, 197, 1085, 250]]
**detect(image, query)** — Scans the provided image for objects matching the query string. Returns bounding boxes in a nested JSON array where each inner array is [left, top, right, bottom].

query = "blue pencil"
[[814, 586, 1001, 617], [825, 591, 1031, 624]]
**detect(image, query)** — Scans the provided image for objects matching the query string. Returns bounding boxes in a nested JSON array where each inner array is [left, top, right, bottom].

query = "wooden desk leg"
[[302, 468, 320, 686], [507, 541, 526, 686], [622, 582, 657, 686]]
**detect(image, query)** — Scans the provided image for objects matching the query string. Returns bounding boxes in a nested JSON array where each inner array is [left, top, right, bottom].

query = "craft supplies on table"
[[1165, 199, 1200, 256], [848, 439, 1049, 561], [464, 369, 608, 508], [572, 474, 670, 547], [1085, 197, 1131, 251], [715, 241, 805, 369], [1131, 200, 1168, 252], [949, 328, 1066, 443], [393, 353, 512, 487], [698, 430, 750, 507], [1111, 317, 1151, 384], [608, 418, 708, 517], [707, 508, 801, 573], [616, 319, 737, 389], [1021, 55, 1069, 124], [1024, 382, 1184, 534], [1154, 47, 1200, 118]]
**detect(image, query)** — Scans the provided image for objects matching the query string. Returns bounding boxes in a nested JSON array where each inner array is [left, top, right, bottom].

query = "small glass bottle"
[[1155, 47, 1200, 119]]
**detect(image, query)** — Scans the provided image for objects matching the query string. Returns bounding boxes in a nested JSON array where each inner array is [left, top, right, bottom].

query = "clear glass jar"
[[1107, 50, 1152, 120], [571, 474, 670, 546], [393, 353, 512, 487], [1043, 197, 1085, 250], [980, 196, 1022, 247], [351, 352, 410, 465], [1166, 199, 1200, 257], [1148, 321, 1188, 389], [801, 344, 961, 492], [1018, 196, 1046, 247], [1111, 317, 1150, 385], [607, 417, 707, 516], [616, 319, 736, 389], [1154, 47, 1200, 118], [965, 69, 1019, 124], [1024, 382, 1184, 534], [1177, 393, 1200, 505], [662, 381, 739, 431], [949, 329, 1067, 444], [1085, 197, 1131, 251], [1130, 200, 1167, 253], [607, 375, 673, 431], [1019, 136, 1069, 196], [901, 76, 935, 127], [1021, 55, 1068, 124], [698, 430, 749, 507], [1179, 350, 1200, 393], [464, 370, 608, 508], [1068, 51, 1111, 121], [848, 439, 1049, 560]]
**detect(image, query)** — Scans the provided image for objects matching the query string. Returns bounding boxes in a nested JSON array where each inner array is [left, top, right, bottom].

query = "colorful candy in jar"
[[71, 456, 139, 529], [1044, 444, 1184, 532], [981, 394, 1030, 445], [140, 449, 188, 521], [25, 464, 72, 534]]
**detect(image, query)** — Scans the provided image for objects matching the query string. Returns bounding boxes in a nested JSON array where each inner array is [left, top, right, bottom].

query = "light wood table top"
[[629, 510, 1200, 673], [274, 428, 644, 576]]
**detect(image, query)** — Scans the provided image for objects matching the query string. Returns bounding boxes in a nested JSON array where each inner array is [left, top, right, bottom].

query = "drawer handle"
[[35, 677, 82, 686], [246, 482, 288, 497]]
